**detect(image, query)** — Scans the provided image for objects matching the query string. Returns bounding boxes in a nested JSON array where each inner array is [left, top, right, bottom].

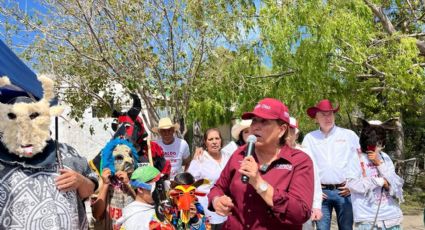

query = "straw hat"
[[231, 119, 252, 140], [152, 117, 180, 133]]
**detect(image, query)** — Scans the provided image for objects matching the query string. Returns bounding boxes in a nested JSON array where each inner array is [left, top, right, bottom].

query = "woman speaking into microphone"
[[208, 98, 315, 230]]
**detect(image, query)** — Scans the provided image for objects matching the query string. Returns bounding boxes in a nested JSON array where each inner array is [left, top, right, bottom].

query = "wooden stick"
[[147, 135, 154, 166]]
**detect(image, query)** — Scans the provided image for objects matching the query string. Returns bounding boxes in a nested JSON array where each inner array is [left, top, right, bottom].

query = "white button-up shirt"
[[295, 145, 323, 209], [302, 125, 360, 184], [187, 150, 231, 224]]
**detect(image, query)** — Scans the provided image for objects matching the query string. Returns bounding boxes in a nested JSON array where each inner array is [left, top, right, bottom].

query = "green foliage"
[[257, 0, 425, 135], [0, 0, 258, 129], [401, 191, 424, 215], [1, 0, 424, 158]]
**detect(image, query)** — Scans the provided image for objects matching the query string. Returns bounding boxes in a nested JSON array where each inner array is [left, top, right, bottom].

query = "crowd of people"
[[0, 75, 404, 230]]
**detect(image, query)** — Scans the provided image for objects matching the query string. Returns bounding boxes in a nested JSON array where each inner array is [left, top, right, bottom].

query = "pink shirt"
[[208, 145, 314, 230]]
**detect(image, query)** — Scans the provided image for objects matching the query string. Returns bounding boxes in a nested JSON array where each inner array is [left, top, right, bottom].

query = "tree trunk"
[[192, 121, 203, 150], [394, 116, 405, 160]]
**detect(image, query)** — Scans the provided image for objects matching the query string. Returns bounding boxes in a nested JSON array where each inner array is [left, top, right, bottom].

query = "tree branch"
[[363, 61, 386, 76], [356, 74, 381, 80], [412, 63, 425, 67], [364, 0, 425, 55], [64, 37, 103, 62], [406, 32, 425, 37], [363, 0, 396, 35], [245, 70, 295, 79]]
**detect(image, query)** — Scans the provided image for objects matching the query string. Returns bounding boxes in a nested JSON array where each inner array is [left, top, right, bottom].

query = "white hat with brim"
[[231, 119, 252, 140], [152, 117, 180, 133], [289, 116, 300, 134]]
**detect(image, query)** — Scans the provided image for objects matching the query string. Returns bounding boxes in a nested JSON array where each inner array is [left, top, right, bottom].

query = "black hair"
[[173, 172, 195, 187], [360, 124, 387, 153], [235, 131, 246, 146]]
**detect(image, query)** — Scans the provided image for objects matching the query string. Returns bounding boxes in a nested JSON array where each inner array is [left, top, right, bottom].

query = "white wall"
[[50, 105, 233, 160], [50, 106, 114, 160]]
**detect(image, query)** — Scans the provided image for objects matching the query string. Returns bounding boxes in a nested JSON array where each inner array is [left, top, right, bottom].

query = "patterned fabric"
[[0, 140, 98, 230], [149, 203, 207, 230], [347, 152, 403, 225], [93, 185, 134, 230]]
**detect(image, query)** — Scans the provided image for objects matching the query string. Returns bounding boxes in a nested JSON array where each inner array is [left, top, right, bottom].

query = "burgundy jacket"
[[208, 144, 314, 230]]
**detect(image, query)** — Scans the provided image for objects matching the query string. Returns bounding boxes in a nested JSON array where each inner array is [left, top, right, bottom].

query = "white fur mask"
[[0, 75, 63, 157]]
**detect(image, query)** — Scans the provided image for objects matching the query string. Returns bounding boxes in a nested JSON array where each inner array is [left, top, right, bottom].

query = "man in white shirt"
[[153, 117, 191, 179], [302, 99, 360, 230], [288, 117, 323, 230]]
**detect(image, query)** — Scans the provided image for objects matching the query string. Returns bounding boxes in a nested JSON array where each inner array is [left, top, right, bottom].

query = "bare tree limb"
[[406, 32, 425, 37], [363, 61, 386, 76], [412, 63, 425, 67], [364, 0, 425, 55], [245, 70, 295, 79], [356, 74, 381, 80], [406, 0, 418, 19], [363, 0, 396, 35]]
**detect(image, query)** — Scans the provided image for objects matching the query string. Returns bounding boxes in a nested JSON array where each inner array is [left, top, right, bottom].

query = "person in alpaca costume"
[[0, 75, 98, 229]]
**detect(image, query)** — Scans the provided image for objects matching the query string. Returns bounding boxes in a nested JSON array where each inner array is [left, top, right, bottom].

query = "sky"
[[0, 0, 278, 71], [0, 0, 47, 71]]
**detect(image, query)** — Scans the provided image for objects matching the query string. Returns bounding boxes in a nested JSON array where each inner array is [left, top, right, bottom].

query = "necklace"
[[259, 164, 268, 172], [257, 148, 280, 172]]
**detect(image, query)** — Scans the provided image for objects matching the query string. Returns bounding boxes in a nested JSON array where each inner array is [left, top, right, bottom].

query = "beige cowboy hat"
[[152, 117, 180, 133], [231, 119, 252, 140]]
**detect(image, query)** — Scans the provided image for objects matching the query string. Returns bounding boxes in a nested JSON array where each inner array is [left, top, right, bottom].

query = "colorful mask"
[[112, 144, 135, 173], [111, 93, 147, 147], [169, 185, 206, 224], [101, 138, 138, 175], [0, 76, 63, 157], [168, 173, 209, 224]]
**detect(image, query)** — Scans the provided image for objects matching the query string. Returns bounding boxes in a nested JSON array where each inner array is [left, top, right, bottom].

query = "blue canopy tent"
[[0, 39, 43, 102]]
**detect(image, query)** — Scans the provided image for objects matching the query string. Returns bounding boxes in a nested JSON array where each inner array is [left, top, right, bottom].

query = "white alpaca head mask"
[[0, 75, 63, 157]]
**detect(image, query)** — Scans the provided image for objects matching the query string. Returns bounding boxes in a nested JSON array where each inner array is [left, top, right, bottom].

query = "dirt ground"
[[402, 215, 424, 230], [329, 214, 424, 229]]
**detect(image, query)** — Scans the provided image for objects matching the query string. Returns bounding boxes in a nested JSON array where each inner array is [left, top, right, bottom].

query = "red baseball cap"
[[306, 99, 339, 118], [242, 98, 290, 123]]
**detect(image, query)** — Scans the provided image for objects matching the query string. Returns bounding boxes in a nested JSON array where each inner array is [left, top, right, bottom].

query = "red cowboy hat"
[[306, 99, 339, 118]]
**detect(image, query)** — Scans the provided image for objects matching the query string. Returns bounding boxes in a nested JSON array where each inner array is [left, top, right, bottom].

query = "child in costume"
[[165, 172, 209, 230], [89, 93, 171, 177], [92, 139, 139, 230]]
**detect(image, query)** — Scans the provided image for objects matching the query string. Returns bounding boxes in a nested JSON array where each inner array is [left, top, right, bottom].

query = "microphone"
[[242, 135, 257, 184]]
